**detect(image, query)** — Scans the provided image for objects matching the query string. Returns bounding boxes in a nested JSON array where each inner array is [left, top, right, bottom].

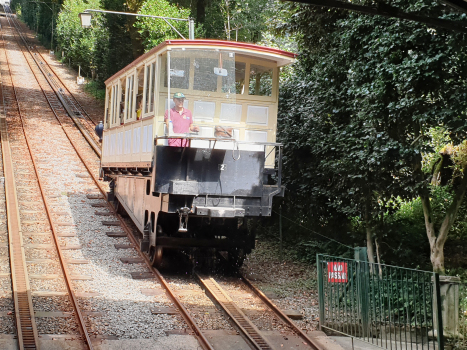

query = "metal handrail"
[[155, 135, 283, 147]]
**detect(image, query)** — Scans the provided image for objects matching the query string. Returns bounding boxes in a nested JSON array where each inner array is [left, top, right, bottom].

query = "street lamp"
[[78, 9, 195, 40], [78, 12, 92, 28]]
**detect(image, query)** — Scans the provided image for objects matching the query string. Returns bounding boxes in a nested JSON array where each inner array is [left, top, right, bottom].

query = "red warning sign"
[[327, 262, 348, 283]]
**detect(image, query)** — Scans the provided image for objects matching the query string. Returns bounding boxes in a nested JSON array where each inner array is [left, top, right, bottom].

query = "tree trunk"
[[364, 199, 375, 264], [430, 243, 445, 274], [420, 165, 467, 274], [421, 194, 445, 274], [375, 236, 382, 276]]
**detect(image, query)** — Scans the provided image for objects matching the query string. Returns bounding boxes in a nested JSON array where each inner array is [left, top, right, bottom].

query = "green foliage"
[[452, 140, 467, 174], [277, 1, 467, 267], [55, 0, 109, 79], [422, 127, 450, 174], [84, 80, 106, 101], [134, 0, 190, 50], [203, 0, 274, 42], [101, 0, 137, 77], [12, 0, 60, 51], [377, 198, 430, 268]]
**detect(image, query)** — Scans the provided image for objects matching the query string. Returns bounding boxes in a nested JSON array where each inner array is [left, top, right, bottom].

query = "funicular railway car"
[[100, 39, 296, 266]]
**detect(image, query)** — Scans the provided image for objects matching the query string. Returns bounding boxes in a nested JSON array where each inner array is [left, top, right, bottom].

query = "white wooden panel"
[[133, 127, 141, 153], [142, 125, 148, 153], [193, 101, 215, 121], [245, 130, 268, 142], [247, 105, 269, 125], [117, 132, 123, 156], [191, 126, 213, 148], [103, 135, 109, 157], [144, 124, 153, 152], [124, 130, 131, 154], [241, 130, 267, 151], [110, 133, 116, 156], [220, 103, 242, 123]]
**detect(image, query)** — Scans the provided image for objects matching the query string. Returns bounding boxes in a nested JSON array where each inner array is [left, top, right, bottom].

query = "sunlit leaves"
[[277, 0, 467, 263], [134, 0, 190, 49], [55, 0, 108, 77]]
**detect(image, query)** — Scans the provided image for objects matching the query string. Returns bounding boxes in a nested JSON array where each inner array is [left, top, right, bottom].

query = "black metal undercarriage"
[[101, 144, 284, 266]]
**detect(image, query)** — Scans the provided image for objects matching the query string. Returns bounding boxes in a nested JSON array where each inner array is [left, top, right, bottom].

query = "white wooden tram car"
[[100, 39, 296, 266]]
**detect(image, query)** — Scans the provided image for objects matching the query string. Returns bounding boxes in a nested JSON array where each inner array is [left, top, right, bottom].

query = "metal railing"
[[317, 252, 443, 350], [450, 282, 467, 349]]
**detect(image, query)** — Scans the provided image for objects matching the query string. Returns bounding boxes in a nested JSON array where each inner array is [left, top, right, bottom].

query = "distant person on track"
[[164, 92, 199, 147]]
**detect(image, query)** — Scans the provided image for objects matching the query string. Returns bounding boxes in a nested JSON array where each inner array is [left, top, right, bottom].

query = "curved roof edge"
[[105, 39, 297, 85]]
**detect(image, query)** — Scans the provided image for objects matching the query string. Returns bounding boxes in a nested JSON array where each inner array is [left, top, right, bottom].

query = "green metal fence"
[[317, 251, 444, 349], [450, 282, 467, 350]]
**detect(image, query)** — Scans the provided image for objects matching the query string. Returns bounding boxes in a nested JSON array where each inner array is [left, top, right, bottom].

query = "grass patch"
[[84, 80, 105, 101]]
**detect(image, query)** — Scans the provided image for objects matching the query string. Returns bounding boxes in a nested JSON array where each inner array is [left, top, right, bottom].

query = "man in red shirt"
[[164, 92, 199, 147]]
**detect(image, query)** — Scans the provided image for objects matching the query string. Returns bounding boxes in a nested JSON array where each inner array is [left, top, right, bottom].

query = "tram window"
[[193, 58, 218, 92], [144, 65, 150, 114], [149, 62, 156, 112], [120, 77, 126, 124], [249, 64, 273, 96], [136, 68, 144, 120], [125, 75, 134, 120], [234, 62, 246, 94], [111, 85, 119, 125], [221, 57, 236, 94], [105, 88, 111, 128], [144, 62, 155, 114], [163, 56, 190, 90]]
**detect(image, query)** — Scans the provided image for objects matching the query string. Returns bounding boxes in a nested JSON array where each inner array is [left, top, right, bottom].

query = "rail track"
[[0, 13, 93, 350], [0, 7, 212, 350], [0, 7, 326, 350], [0, 70, 39, 350], [195, 273, 324, 350], [4, 5, 101, 157]]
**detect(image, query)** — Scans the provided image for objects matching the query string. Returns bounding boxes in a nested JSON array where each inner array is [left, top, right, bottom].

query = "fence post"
[[355, 247, 370, 339], [317, 254, 325, 331], [434, 273, 444, 350]]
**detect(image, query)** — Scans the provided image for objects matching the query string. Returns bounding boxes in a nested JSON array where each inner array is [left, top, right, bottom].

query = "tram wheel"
[[149, 245, 163, 267]]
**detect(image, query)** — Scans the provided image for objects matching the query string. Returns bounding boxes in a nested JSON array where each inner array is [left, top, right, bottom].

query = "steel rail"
[[26, 110, 215, 350], [30, 95, 215, 350], [6, 11, 96, 124], [10, 17, 101, 154], [240, 274, 325, 350], [5, 9, 101, 157], [196, 273, 275, 350], [2, 12, 94, 350], [3, 9, 315, 350], [34, 51, 95, 124], [54, 139, 215, 350], [0, 27, 40, 350], [2, 11, 214, 350]]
